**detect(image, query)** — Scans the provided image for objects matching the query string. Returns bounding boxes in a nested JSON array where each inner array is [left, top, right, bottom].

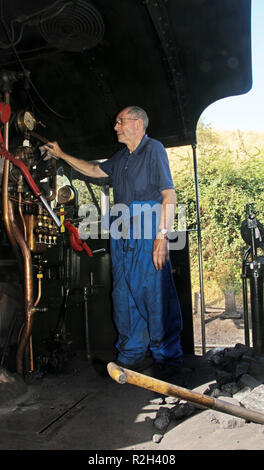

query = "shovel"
[[107, 362, 264, 425]]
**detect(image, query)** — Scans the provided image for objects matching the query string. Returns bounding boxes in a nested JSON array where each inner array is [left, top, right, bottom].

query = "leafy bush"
[[168, 123, 264, 302]]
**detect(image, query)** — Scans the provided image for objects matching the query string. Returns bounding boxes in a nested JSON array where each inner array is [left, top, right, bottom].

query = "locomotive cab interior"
[[0, 1, 252, 446]]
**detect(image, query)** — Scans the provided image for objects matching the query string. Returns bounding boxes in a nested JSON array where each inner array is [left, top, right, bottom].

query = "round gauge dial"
[[17, 110, 36, 132], [57, 185, 75, 205]]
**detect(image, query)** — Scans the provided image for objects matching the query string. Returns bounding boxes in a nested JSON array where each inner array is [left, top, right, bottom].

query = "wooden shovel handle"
[[107, 362, 264, 425]]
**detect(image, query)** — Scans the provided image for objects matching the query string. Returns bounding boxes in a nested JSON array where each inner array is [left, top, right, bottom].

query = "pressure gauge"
[[17, 110, 36, 132], [57, 185, 76, 205]]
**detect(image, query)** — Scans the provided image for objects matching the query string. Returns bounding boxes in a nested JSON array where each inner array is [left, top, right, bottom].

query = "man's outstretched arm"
[[44, 141, 109, 178]]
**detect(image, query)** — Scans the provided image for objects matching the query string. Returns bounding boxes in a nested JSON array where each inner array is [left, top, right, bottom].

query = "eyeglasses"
[[114, 117, 138, 126]]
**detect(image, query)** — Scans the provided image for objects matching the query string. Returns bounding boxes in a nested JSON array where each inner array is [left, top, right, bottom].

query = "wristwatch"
[[158, 228, 168, 237]]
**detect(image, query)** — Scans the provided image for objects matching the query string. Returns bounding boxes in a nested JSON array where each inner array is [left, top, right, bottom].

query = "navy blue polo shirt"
[[98, 135, 174, 206]]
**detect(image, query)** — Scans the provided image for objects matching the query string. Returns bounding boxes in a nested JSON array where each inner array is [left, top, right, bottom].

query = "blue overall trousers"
[[110, 201, 182, 366]]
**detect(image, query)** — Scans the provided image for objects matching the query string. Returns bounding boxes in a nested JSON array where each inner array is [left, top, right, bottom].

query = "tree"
[[168, 123, 264, 301]]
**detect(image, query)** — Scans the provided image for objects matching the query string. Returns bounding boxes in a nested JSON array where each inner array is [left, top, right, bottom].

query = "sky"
[[200, 0, 263, 132]]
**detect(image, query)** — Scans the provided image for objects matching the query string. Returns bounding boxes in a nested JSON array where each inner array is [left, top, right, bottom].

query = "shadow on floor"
[[0, 350, 215, 451]]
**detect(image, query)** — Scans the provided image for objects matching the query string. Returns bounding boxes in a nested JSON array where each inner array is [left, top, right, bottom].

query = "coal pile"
[[205, 343, 264, 397]]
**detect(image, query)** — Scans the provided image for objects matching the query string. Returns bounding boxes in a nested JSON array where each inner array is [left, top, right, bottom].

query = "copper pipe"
[[29, 274, 43, 372], [34, 275, 42, 308], [2, 91, 17, 249], [2, 160, 17, 247], [2, 92, 33, 374], [29, 336, 34, 372], [8, 200, 34, 375], [18, 192, 27, 241]]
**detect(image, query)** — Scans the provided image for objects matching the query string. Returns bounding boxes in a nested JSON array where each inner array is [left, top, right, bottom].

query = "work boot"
[[91, 357, 109, 377], [149, 361, 182, 380], [116, 356, 154, 372]]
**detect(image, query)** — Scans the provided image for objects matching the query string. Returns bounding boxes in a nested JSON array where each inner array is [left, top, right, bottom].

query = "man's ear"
[[137, 118, 144, 131]]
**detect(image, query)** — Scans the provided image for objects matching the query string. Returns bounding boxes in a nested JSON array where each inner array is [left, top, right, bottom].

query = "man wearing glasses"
[[45, 106, 182, 378]]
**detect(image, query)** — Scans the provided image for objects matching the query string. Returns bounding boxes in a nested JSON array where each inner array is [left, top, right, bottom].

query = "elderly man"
[[45, 106, 182, 377]]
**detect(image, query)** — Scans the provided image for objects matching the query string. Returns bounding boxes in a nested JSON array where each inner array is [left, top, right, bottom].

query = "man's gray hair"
[[127, 106, 149, 131]]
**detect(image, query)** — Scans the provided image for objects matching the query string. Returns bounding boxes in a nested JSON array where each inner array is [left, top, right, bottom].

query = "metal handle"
[[39, 194, 61, 228]]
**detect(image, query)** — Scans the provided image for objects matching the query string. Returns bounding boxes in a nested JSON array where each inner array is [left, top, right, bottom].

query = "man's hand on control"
[[153, 237, 169, 270], [43, 141, 64, 159]]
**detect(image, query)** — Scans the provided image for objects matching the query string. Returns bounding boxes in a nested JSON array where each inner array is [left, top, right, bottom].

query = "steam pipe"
[[8, 200, 34, 375]]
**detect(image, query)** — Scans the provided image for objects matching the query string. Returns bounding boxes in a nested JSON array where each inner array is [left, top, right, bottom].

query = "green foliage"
[[168, 123, 264, 298]]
